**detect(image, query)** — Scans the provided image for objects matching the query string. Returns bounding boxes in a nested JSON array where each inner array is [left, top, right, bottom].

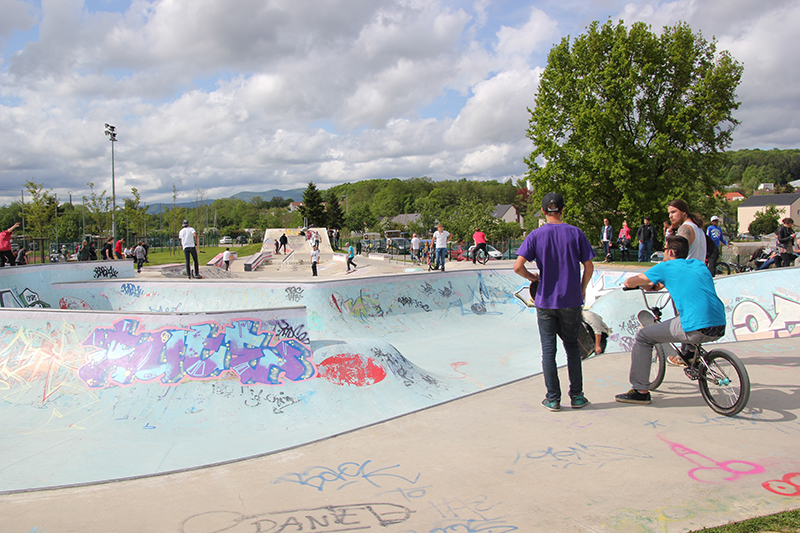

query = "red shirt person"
[[472, 227, 488, 264], [0, 222, 20, 267], [114, 238, 125, 259]]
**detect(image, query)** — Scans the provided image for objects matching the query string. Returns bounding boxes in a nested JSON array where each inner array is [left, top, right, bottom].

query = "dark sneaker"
[[615, 389, 651, 404], [571, 395, 590, 409], [542, 398, 560, 411]]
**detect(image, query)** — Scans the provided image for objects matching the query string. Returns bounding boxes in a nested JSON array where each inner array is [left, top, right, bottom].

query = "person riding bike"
[[472, 227, 487, 264], [616, 235, 726, 405]]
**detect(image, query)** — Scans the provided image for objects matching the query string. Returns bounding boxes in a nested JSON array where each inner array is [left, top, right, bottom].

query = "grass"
[[144, 244, 262, 266], [691, 508, 800, 532]]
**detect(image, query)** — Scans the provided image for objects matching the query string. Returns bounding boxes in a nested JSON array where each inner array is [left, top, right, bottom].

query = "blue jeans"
[[638, 241, 652, 262], [537, 306, 584, 402], [435, 247, 446, 269]]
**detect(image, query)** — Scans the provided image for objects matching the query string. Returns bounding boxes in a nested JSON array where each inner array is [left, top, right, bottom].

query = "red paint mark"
[[658, 435, 764, 483], [330, 294, 342, 314], [317, 353, 386, 387], [763, 473, 800, 496], [450, 361, 468, 379]]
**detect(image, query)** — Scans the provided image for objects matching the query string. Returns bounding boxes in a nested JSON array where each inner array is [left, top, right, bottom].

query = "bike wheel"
[[715, 262, 731, 276], [698, 349, 750, 416], [649, 343, 670, 390]]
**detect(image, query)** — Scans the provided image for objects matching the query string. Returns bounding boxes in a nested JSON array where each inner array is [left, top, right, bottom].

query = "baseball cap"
[[710, 215, 720, 222], [541, 192, 564, 212], [182, 219, 189, 226]]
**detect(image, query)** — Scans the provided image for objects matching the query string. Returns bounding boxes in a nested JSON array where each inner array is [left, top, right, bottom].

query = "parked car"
[[390, 238, 411, 254], [236, 235, 248, 244], [448, 244, 471, 260], [219, 236, 233, 245], [466, 244, 503, 261]]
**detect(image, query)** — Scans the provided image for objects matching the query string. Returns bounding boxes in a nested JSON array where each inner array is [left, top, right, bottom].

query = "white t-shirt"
[[179, 227, 196, 249], [433, 230, 450, 249], [310, 249, 320, 263], [223, 250, 231, 261], [411, 237, 420, 250], [681, 220, 706, 261]]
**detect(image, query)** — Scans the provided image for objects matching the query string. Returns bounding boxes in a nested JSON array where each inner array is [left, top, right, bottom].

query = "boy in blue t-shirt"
[[617, 235, 726, 405]]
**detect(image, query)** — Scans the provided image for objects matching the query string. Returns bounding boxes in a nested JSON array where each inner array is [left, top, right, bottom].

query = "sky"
[[1, 0, 799, 207]]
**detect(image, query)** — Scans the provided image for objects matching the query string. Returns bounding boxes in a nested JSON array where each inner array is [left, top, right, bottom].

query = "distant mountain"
[[146, 188, 305, 214], [230, 189, 305, 202]]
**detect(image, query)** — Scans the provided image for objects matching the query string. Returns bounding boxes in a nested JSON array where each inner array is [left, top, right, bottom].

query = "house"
[[492, 204, 524, 227], [758, 183, 775, 191], [391, 213, 421, 226], [722, 191, 746, 202], [287, 202, 303, 212], [737, 193, 800, 233]]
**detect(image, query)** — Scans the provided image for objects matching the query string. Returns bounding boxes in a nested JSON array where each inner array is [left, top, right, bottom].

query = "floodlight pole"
[[104, 124, 117, 242]]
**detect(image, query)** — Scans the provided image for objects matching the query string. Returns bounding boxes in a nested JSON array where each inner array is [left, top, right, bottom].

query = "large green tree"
[[325, 190, 344, 230], [300, 182, 326, 227], [526, 20, 743, 242]]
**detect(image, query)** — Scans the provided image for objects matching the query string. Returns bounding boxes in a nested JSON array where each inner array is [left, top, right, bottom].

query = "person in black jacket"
[[776, 218, 796, 268], [636, 217, 655, 262]]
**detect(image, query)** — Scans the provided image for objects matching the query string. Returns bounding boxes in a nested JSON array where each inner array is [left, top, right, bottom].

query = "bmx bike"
[[625, 286, 750, 416], [471, 245, 489, 265]]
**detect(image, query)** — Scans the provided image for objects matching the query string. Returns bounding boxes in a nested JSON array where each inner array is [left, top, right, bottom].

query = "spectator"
[[133, 242, 147, 273], [410, 233, 421, 264], [600, 219, 614, 261], [114, 238, 125, 259], [0, 222, 20, 267], [179, 219, 202, 279], [16, 247, 27, 266], [514, 192, 595, 411], [432, 223, 450, 271], [668, 199, 706, 261], [102, 237, 115, 260], [617, 221, 632, 261], [310, 244, 320, 276], [776, 218, 796, 268], [223, 248, 232, 271], [636, 217, 655, 262]]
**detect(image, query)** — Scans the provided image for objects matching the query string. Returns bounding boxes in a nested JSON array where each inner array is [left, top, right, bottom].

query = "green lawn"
[[144, 244, 262, 266], [691, 508, 800, 532]]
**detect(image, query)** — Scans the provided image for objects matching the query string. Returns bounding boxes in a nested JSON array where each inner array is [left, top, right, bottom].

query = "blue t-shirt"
[[645, 259, 726, 332], [348, 245, 354, 258], [516, 222, 595, 309], [706, 225, 727, 247]]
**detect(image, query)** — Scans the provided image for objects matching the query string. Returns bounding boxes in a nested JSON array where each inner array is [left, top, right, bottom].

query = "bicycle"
[[625, 286, 750, 416], [472, 245, 489, 265]]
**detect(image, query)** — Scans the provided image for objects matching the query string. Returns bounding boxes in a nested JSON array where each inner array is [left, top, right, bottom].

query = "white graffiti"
[[732, 294, 800, 341]]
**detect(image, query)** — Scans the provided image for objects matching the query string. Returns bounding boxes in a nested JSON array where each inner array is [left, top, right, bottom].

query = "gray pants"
[[630, 317, 720, 390]]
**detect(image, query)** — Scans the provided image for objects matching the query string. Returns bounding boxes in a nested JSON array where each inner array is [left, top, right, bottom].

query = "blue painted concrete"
[[1, 262, 798, 492]]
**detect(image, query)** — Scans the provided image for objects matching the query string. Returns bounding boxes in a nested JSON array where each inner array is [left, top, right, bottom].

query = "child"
[[223, 248, 232, 271]]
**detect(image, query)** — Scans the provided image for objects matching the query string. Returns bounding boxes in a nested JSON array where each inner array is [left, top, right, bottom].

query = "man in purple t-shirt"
[[514, 192, 595, 412]]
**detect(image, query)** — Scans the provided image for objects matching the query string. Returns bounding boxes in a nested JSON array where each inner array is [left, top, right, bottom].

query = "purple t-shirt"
[[517, 222, 595, 309]]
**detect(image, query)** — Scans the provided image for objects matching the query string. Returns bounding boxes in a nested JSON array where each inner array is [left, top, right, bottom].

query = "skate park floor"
[[1, 257, 799, 532]]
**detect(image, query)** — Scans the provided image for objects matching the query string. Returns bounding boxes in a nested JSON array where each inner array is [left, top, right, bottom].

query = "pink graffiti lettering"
[[78, 318, 314, 388], [658, 435, 764, 483], [763, 472, 800, 496]]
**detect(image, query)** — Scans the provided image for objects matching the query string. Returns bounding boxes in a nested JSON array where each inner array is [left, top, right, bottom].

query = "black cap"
[[182, 219, 189, 226], [541, 192, 564, 212]]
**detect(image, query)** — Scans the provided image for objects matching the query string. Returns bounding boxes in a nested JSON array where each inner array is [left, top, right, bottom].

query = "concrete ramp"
[[1, 262, 799, 494]]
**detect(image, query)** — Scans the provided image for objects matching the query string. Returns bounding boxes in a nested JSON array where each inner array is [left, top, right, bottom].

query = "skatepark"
[[0, 247, 799, 532]]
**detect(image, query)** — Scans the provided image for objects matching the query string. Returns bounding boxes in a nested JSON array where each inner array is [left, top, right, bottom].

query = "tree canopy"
[[526, 20, 743, 241]]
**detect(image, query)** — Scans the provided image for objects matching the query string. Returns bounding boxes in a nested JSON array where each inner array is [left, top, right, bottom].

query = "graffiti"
[[0, 288, 50, 308], [421, 282, 434, 296], [621, 316, 640, 336], [275, 460, 421, 492], [78, 318, 315, 388], [658, 435, 764, 483], [605, 497, 738, 532], [619, 336, 635, 351], [511, 443, 652, 470], [317, 353, 387, 386], [242, 389, 304, 413], [268, 319, 310, 344], [763, 472, 800, 496], [181, 503, 412, 533], [396, 296, 432, 312], [59, 296, 91, 310], [285, 286, 303, 302], [371, 347, 442, 391], [438, 281, 457, 298], [93, 265, 118, 278], [119, 283, 144, 298], [421, 496, 518, 533], [331, 290, 383, 321], [732, 294, 800, 341]]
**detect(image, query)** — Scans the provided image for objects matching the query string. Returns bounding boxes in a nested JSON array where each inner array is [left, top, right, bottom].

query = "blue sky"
[[1, 0, 799, 206]]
